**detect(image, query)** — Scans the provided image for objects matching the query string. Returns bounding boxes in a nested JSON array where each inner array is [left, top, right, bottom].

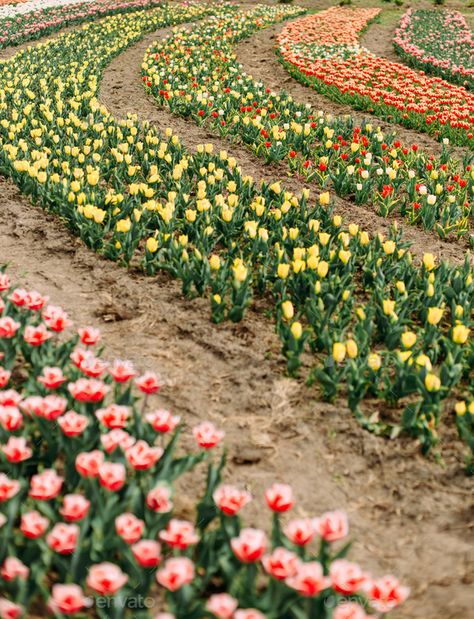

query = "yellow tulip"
[[282, 301, 294, 321], [452, 324, 469, 344], [346, 339, 358, 359], [290, 322, 303, 340], [146, 237, 158, 253], [319, 191, 330, 206], [270, 182, 281, 195], [367, 353, 381, 371], [396, 281, 406, 294], [209, 255, 220, 271], [425, 373, 441, 392], [277, 263, 290, 279], [332, 342, 346, 363], [383, 299, 395, 316], [233, 263, 248, 283], [423, 253, 436, 271], [401, 331, 417, 349], [427, 307, 443, 325], [116, 218, 131, 233], [338, 250, 351, 265]]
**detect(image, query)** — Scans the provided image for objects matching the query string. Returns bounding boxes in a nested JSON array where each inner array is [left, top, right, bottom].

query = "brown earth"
[[0, 6, 473, 619]]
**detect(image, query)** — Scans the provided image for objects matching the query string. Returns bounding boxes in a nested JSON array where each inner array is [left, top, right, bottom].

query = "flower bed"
[[142, 6, 473, 239], [276, 7, 474, 148], [1, 3, 474, 467], [394, 9, 474, 91], [0, 271, 411, 618], [0, 0, 29, 11], [0, 0, 163, 49], [0, 0, 93, 20]]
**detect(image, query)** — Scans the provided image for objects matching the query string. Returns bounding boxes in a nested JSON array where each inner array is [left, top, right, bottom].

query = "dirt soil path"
[[360, 16, 404, 64], [0, 12, 473, 619]]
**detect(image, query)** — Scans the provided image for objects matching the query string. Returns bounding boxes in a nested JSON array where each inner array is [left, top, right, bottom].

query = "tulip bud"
[[367, 353, 381, 371], [425, 373, 441, 392], [282, 301, 294, 321], [346, 339, 358, 359], [423, 253, 436, 271], [290, 322, 303, 340]]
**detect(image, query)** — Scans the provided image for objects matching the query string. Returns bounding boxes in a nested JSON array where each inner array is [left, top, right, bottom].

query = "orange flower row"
[[0, 0, 28, 5], [277, 6, 380, 48], [277, 8, 474, 146]]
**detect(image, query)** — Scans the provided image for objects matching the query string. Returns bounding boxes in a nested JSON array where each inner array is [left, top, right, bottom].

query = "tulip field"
[[0, 0, 473, 618]]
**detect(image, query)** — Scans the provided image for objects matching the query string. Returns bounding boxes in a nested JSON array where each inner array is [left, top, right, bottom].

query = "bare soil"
[[0, 7, 473, 618]]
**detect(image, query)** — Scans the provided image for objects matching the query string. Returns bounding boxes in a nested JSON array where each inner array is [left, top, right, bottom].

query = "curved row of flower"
[[142, 6, 474, 239], [0, 271, 410, 618], [0, 0, 28, 14], [393, 8, 474, 91], [276, 7, 474, 148], [0, 0, 93, 20], [0, 0, 163, 49], [1, 3, 474, 464]]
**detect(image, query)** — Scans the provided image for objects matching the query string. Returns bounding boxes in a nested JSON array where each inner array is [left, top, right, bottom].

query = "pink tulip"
[[206, 593, 238, 619], [367, 575, 410, 613], [87, 563, 128, 595], [135, 371, 161, 394], [284, 518, 315, 546], [49, 584, 90, 615], [193, 421, 225, 449], [78, 326, 101, 346], [20, 510, 49, 539], [96, 404, 130, 429], [261, 547, 300, 580], [29, 469, 63, 500], [146, 409, 180, 433], [0, 598, 23, 619], [115, 513, 145, 544], [101, 429, 136, 453], [76, 450, 105, 478], [313, 510, 349, 542], [37, 366, 66, 389], [330, 560, 368, 594], [156, 557, 194, 592], [264, 483, 293, 512], [125, 440, 163, 470], [60, 494, 90, 522], [58, 411, 89, 437], [146, 485, 173, 513], [131, 539, 162, 568], [98, 462, 126, 492], [0, 557, 29, 581], [2, 437, 32, 463], [286, 561, 331, 596], [159, 519, 199, 549], [213, 484, 252, 516], [231, 528, 267, 563], [47, 523, 80, 554]]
